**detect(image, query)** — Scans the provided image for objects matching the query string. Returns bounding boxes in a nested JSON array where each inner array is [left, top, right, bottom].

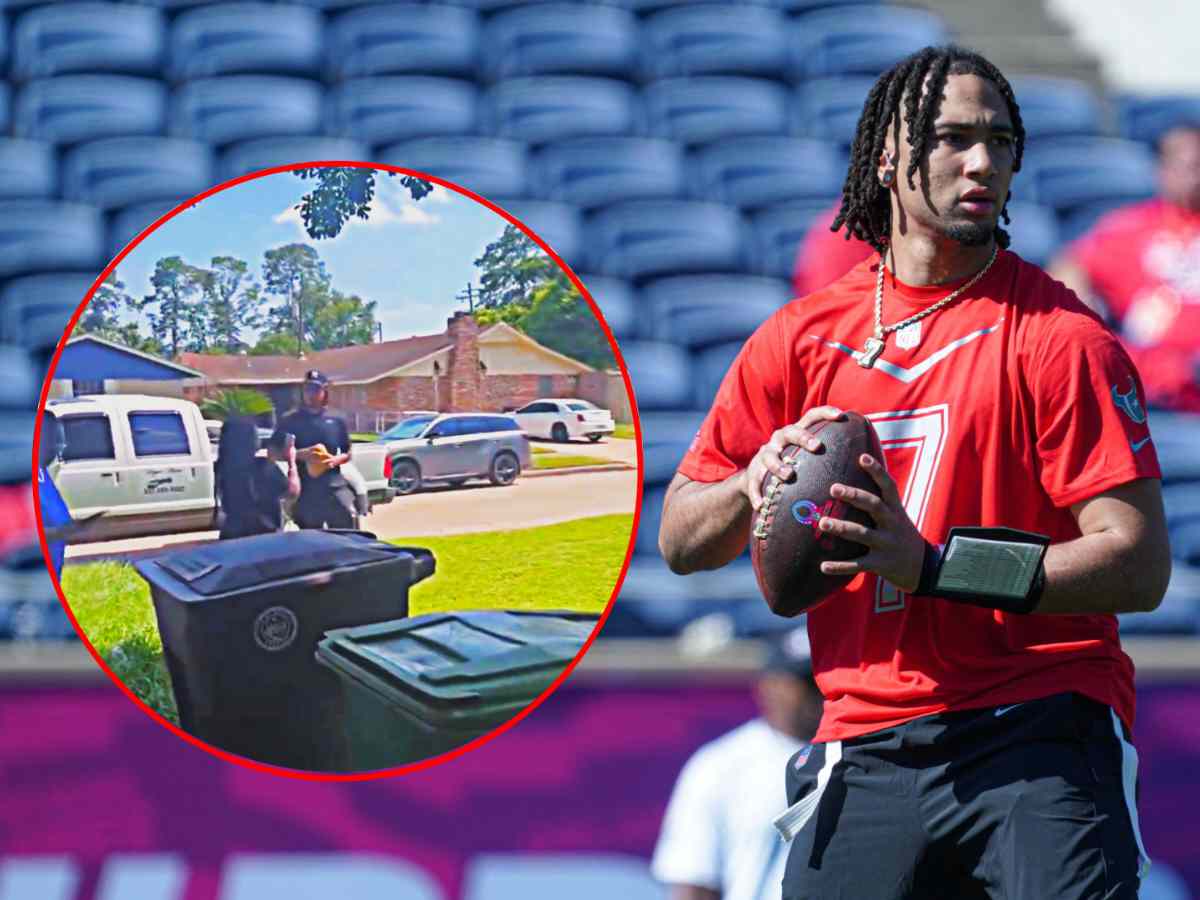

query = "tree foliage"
[[137, 256, 208, 357], [199, 388, 275, 422], [292, 167, 434, 240]]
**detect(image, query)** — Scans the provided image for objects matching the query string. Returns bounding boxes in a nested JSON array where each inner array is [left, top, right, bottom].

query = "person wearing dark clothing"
[[214, 417, 299, 540], [272, 370, 356, 530]]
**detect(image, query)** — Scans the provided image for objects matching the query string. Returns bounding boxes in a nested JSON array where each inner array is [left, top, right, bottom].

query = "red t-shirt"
[[1067, 198, 1200, 411], [679, 249, 1161, 742]]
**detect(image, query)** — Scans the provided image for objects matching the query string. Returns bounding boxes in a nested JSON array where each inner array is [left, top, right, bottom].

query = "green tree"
[[262, 244, 329, 356], [77, 271, 129, 337], [250, 331, 302, 356], [201, 256, 263, 353], [474, 225, 563, 310], [292, 167, 434, 240], [199, 388, 275, 422], [138, 256, 207, 357], [309, 290, 378, 350]]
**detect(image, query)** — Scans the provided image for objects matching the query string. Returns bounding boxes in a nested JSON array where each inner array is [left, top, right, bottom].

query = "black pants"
[[293, 485, 356, 530], [781, 693, 1147, 899]]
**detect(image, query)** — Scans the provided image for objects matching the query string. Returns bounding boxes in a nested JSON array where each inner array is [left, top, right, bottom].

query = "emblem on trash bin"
[[253, 606, 299, 652]]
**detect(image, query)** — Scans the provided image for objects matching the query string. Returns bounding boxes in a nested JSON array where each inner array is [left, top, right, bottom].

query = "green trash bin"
[[315, 609, 599, 770]]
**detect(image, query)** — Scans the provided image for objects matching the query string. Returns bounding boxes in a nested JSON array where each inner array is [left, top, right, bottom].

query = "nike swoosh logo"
[[808, 318, 1005, 384], [994, 703, 1024, 717], [1131, 437, 1152, 452]]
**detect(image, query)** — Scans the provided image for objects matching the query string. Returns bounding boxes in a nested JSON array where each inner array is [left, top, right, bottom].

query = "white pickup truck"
[[46, 395, 395, 542]]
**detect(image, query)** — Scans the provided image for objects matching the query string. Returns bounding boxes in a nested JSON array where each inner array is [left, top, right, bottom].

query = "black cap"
[[303, 369, 329, 386], [763, 628, 813, 680]]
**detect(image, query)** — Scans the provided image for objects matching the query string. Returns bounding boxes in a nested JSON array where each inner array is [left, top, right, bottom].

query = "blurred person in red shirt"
[[1051, 123, 1200, 411], [792, 200, 873, 298]]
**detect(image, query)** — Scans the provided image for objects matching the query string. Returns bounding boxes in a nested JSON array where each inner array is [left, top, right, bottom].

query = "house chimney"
[[446, 313, 481, 411]]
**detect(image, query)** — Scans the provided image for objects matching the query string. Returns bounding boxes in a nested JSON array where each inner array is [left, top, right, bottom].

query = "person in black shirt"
[[214, 417, 299, 540], [272, 369, 357, 530]]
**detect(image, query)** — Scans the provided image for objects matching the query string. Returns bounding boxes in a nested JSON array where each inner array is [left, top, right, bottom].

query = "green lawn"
[[350, 432, 379, 443], [532, 453, 616, 469], [612, 423, 636, 440], [62, 514, 634, 723]]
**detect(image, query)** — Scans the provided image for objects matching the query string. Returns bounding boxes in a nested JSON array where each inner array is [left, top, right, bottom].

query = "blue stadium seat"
[[786, 6, 951, 80], [12, 3, 165, 79], [776, 0, 883, 12], [14, 76, 167, 146], [1003, 201, 1060, 268], [327, 4, 480, 80], [584, 200, 747, 281], [482, 77, 640, 146], [1020, 137, 1157, 215], [1119, 562, 1200, 635], [534, 137, 685, 210], [639, 5, 788, 79], [168, 3, 324, 80], [748, 198, 841, 278], [644, 77, 790, 145], [689, 137, 846, 209], [0, 140, 56, 199], [576, 273, 636, 340], [617, 554, 759, 608], [0, 345, 41, 409], [62, 137, 214, 211], [0, 273, 95, 348], [792, 76, 876, 146], [330, 78, 478, 147], [639, 408, 706, 485], [377, 137, 527, 200], [1008, 75, 1104, 140], [610, 0, 769, 13], [171, 77, 324, 146], [637, 484, 667, 555], [1117, 94, 1200, 146], [0, 85, 9, 136], [219, 137, 370, 180], [616, 340, 693, 410], [481, 4, 639, 82], [1162, 482, 1200, 530], [1148, 411, 1200, 484], [0, 201, 105, 278], [643, 274, 789, 347], [693, 339, 743, 409], [1171, 523, 1200, 567], [494, 199, 583, 267], [108, 197, 192, 259]]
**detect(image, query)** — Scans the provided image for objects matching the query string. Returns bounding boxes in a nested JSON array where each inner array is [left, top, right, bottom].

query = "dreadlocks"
[[831, 45, 1026, 254]]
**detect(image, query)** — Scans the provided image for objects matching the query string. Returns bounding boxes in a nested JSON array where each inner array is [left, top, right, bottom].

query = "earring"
[[881, 170, 894, 187]]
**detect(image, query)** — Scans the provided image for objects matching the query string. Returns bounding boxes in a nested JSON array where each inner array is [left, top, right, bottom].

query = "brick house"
[[178, 313, 619, 430]]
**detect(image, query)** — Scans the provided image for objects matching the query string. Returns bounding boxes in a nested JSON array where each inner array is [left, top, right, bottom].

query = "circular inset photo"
[[34, 163, 641, 776]]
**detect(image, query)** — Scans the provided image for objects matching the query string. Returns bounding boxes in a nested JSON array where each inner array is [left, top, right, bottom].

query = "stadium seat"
[[326, 4, 480, 80], [0, 139, 56, 199], [329, 78, 478, 147], [617, 553, 760, 606], [786, 6, 951, 80], [575, 273, 636, 341], [481, 4, 639, 82], [1170, 522, 1200, 567], [11, 3, 165, 79], [14, 75, 167, 146], [171, 76, 324, 146], [639, 5, 789, 80], [1002, 201, 1061, 268], [792, 76, 877, 147], [219, 137, 370, 180], [584, 200, 747, 281], [534, 137, 686, 210], [643, 274, 789, 347], [377, 136, 527, 200], [0, 85, 9, 136], [1058, 198, 1150, 245], [644, 77, 790, 145], [639, 408, 706, 485], [62, 137, 215, 211], [693, 339, 743, 409], [1119, 562, 1200, 635], [748, 198, 841, 278], [615, 340, 693, 410], [1162, 482, 1200, 530], [482, 77, 640, 146], [168, 3, 324, 80], [610, 0, 770, 13], [776, 0, 883, 12], [0, 201, 105, 278], [689, 137, 846, 209], [493, 199, 583, 267], [637, 485, 667, 556], [1117, 93, 1200, 146], [108, 197, 192, 259], [0, 345, 41, 410], [1148, 411, 1200, 484], [1008, 75, 1105, 140], [1020, 137, 1157, 215], [0, 273, 95, 348]]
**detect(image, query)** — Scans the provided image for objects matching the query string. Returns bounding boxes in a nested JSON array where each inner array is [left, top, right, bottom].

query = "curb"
[[525, 463, 636, 478]]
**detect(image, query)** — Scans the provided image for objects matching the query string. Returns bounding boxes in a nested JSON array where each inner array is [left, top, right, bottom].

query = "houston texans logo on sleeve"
[[1111, 378, 1147, 425]]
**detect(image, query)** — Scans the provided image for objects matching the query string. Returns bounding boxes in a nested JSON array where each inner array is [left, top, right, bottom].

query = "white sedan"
[[513, 398, 615, 443]]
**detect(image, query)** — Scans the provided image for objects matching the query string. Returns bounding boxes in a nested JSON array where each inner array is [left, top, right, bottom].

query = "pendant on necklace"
[[895, 320, 921, 350], [856, 336, 885, 368]]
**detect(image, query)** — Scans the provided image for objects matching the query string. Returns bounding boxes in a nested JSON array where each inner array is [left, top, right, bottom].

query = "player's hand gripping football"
[[817, 455, 926, 594], [743, 406, 848, 511]]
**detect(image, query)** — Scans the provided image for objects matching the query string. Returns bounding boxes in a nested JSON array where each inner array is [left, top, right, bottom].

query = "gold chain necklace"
[[855, 244, 999, 368]]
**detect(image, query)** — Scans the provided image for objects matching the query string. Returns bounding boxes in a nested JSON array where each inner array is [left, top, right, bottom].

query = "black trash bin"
[[134, 530, 435, 770], [315, 610, 599, 771]]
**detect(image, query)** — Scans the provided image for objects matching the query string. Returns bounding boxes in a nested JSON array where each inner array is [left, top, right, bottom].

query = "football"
[[750, 412, 885, 617]]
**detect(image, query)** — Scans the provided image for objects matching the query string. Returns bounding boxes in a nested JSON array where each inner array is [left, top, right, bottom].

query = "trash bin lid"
[[317, 610, 598, 719], [135, 530, 418, 599]]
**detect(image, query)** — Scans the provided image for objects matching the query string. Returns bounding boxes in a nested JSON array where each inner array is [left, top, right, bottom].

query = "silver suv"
[[379, 412, 532, 495]]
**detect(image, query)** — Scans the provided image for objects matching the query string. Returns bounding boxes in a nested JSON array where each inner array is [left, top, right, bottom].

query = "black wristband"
[[915, 540, 943, 596], [915, 527, 1050, 615]]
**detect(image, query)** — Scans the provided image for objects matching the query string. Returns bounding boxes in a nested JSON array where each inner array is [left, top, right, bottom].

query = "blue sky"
[[113, 170, 512, 342]]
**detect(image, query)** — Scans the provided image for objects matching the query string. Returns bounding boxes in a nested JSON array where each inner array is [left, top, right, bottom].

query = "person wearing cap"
[[652, 629, 823, 900], [272, 370, 356, 530]]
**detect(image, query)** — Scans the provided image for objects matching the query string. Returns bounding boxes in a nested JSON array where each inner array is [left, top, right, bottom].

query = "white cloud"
[[270, 188, 441, 241]]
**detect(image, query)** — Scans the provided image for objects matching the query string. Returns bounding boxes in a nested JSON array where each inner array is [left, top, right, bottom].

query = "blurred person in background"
[[214, 417, 299, 540], [652, 629, 822, 900], [36, 409, 70, 581], [1050, 122, 1200, 411], [792, 200, 873, 299]]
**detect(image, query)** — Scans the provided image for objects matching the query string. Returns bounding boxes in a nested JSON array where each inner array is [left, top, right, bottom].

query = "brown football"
[[750, 412, 885, 617]]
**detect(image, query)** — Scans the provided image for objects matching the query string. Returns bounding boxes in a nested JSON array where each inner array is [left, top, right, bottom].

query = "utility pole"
[[455, 283, 477, 314], [376, 322, 383, 343]]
